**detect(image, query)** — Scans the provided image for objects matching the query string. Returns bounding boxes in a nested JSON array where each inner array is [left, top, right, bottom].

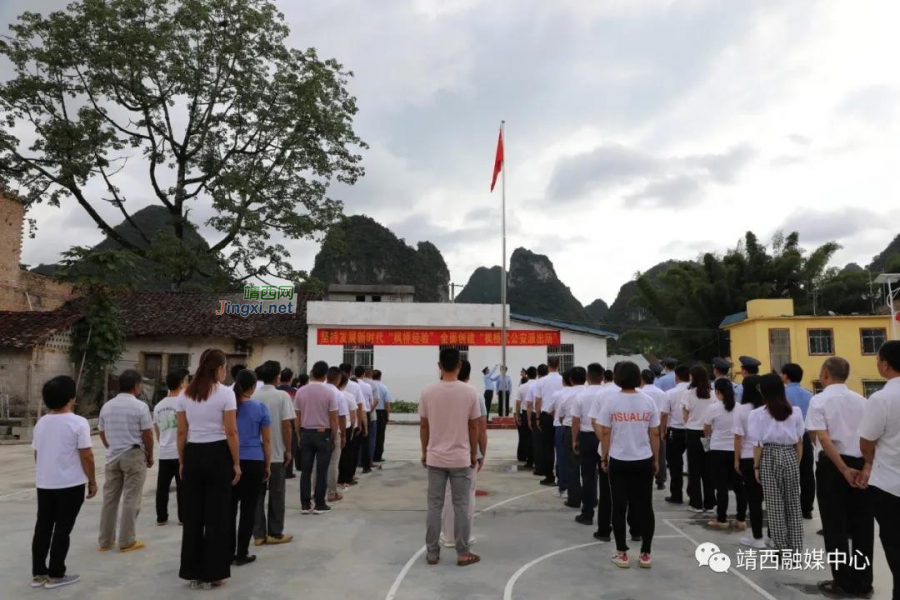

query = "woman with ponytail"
[[176, 349, 240, 589], [704, 378, 746, 531], [230, 369, 270, 567]]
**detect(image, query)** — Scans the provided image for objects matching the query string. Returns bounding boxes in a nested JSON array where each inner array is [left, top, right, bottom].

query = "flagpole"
[[500, 120, 507, 390]]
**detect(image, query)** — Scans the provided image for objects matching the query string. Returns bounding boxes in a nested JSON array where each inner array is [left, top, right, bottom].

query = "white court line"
[[0, 488, 34, 500], [384, 487, 554, 600], [663, 519, 777, 600]]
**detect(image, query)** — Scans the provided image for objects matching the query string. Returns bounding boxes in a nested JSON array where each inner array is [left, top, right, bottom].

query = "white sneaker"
[[740, 536, 767, 549], [687, 507, 704, 514], [468, 537, 476, 545]]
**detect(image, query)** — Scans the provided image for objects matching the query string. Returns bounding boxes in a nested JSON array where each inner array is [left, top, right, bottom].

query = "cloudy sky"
[[6, 0, 900, 306]]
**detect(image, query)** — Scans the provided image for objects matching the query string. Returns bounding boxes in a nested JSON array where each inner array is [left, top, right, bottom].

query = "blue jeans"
[[555, 426, 567, 492]]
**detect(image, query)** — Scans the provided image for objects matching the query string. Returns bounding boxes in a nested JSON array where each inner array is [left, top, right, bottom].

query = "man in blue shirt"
[[655, 358, 677, 391], [490, 366, 512, 418], [372, 370, 392, 463], [482, 366, 497, 420], [782, 362, 815, 519]]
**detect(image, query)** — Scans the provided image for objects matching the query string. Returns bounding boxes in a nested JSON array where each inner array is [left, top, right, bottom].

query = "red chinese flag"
[[490, 128, 504, 192]]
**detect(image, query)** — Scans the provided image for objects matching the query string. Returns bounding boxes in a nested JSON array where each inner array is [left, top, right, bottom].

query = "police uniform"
[[712, 357, 743, 404]]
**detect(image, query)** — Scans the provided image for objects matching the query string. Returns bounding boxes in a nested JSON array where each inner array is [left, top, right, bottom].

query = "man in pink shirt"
[[418, 348, 481, 567]]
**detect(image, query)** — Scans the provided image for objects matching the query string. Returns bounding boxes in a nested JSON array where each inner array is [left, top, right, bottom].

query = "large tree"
[[0, 0, 365, 287]]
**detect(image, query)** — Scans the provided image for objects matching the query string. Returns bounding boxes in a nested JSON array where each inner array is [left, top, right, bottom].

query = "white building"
[[306, 301, 615, 402]]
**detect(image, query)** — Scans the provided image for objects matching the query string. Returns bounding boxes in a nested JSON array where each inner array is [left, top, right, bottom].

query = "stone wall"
[[0, 192, 74, 311], [0, 330, 75, 419]]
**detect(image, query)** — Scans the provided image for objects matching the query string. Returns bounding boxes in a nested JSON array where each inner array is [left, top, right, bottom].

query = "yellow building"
[[720, 299, 895, 397]]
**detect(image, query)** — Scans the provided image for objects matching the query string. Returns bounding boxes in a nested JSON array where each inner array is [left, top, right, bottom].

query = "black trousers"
[[359, 416, 373, 470], [817, 455, 874, 594], [598, 460, 640, 538], [32, 485, 85, 578], [685, 429, 715, 510], [290, 421, 300, 473], [497, 391, 509, 417], [563, 427, 581, 505], [800, 432, 815, 515], [578, 432, 599, 520], [375, 409, 388, 462], [666, 428, 686, 502], [231, 460, 265, 559], [156, 458, 183, 524], [710, 450, 746, 523], [740, 457, 764, 539], [609, 457, 655, 554], [484, 390, 494, 418], [517, 410, 533, 465], [872, 485, 900, 600], [539, 412, 556, 481], [180, 440, 233, 583], [338, 427, 358, 484], [300, 429, 333, 508], [531, 413, 544, 474]]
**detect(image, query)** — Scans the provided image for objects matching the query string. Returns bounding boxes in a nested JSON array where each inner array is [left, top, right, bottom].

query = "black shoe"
[[631, 535, 642, 542], [533, 471, 545, 477], [593, 532, 611, 542], [656, 482, 665, 490], [817, 529, 825, 536], [313, 505, 331, 514], [523, 463, 534, 469], [285, 473, 296, 480], [575, 515, 593, 526], [233, 555, 257, 566], [564, 500, 581, 509], [539, 479, 556, 487], [803, 511, 813, 520], [362, 468, 372, 474], [664, 496, 683, 504]]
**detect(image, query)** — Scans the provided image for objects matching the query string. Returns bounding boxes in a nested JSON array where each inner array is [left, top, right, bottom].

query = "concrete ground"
[[0, 425, 894, 600]]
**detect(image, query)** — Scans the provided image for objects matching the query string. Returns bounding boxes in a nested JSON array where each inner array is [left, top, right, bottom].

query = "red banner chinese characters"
[[316, 329, 560, 346]]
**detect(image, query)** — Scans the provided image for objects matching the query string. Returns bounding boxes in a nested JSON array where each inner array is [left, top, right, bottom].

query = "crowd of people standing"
[[508, 344, 900, 599], [28, 350, 392, 590]]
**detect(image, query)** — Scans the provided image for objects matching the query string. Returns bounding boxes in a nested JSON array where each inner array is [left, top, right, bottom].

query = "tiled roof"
[[0, 309, 81, 348], [719, 311, 748, 328], [510, 313, 619, 340], [115, 291, 318, 339]]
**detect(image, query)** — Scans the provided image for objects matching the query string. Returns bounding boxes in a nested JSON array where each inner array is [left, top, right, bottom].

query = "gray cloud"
[[547, 143, 755, 208], [770, 155, 806, 168], [787, 133, 812, 145], [779, 208, 897, 244], [838, 85, 898, 124]]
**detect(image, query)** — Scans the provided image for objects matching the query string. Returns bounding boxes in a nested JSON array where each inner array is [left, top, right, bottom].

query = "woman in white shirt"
[[597, 362, 661, 570], [516, 368, 536, 469], [682, 366, 715, 513], [747, 373, 805, 553], [704, 379, 746, 531], [732, 376, 767, 548], [176, 349, 240, 589]]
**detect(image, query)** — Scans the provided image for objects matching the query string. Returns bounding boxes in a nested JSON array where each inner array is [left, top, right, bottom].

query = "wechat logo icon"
[[695, 543, 731, 574]]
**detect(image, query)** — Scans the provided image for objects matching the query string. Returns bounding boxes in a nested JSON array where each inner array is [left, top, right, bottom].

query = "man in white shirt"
[[252, 361, 296, 545], [640, 370, 668, 491], [561, 367, 587, 508], [806, 357, 872, 598], [97, 369, 153, 552], [860, 341, 900, 600], [340, 363, 367, 483], [153, 368, 188, 526], [535, 361, 563, 485], [571, 363, 604, 526], [358, 367, 378, 473], [516, 368, 536, 469], [660, 365, 690, 505]]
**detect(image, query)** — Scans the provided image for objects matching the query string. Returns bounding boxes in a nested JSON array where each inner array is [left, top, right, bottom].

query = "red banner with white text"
[[316, 329, 560, 346]]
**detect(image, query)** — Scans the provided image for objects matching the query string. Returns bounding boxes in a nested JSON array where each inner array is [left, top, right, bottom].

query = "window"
[[861, 328, 887, 356], [547, 344, 575, 373], [355, 295, 366, 302], [372, 295, 382, 302], [811, 381, 824, 395], [168, 353, 190, 372], [768, 329, 791, 373], [142, 353, 163, 381], [439, 344, 469, 364], [343, 344, 374, 369], [863, 380, 886, 398], [808, 329, 834, 356]]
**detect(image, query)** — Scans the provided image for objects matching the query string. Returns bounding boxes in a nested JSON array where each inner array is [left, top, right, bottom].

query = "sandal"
[[426, 556, 440, 566], [457, 553, 481, 567]]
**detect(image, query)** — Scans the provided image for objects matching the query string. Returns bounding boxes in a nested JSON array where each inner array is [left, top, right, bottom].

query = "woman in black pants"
[[597, 361, 661, 570], [704, 379, 746, 530], [683, 366, 715, 513], [733, 375, 766, 548], [230, 370, 271, 566], [176, 349, 241, 590]]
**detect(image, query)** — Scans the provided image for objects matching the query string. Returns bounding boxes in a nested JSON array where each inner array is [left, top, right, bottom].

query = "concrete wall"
[[727, 313, 892, 396], [306, 302, 608, 403], [0, 332, 74, 418], [0, 192, 74, 311]]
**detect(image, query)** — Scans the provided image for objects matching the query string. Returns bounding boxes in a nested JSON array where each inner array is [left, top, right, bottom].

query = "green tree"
[[0, 0, 365, 288]]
